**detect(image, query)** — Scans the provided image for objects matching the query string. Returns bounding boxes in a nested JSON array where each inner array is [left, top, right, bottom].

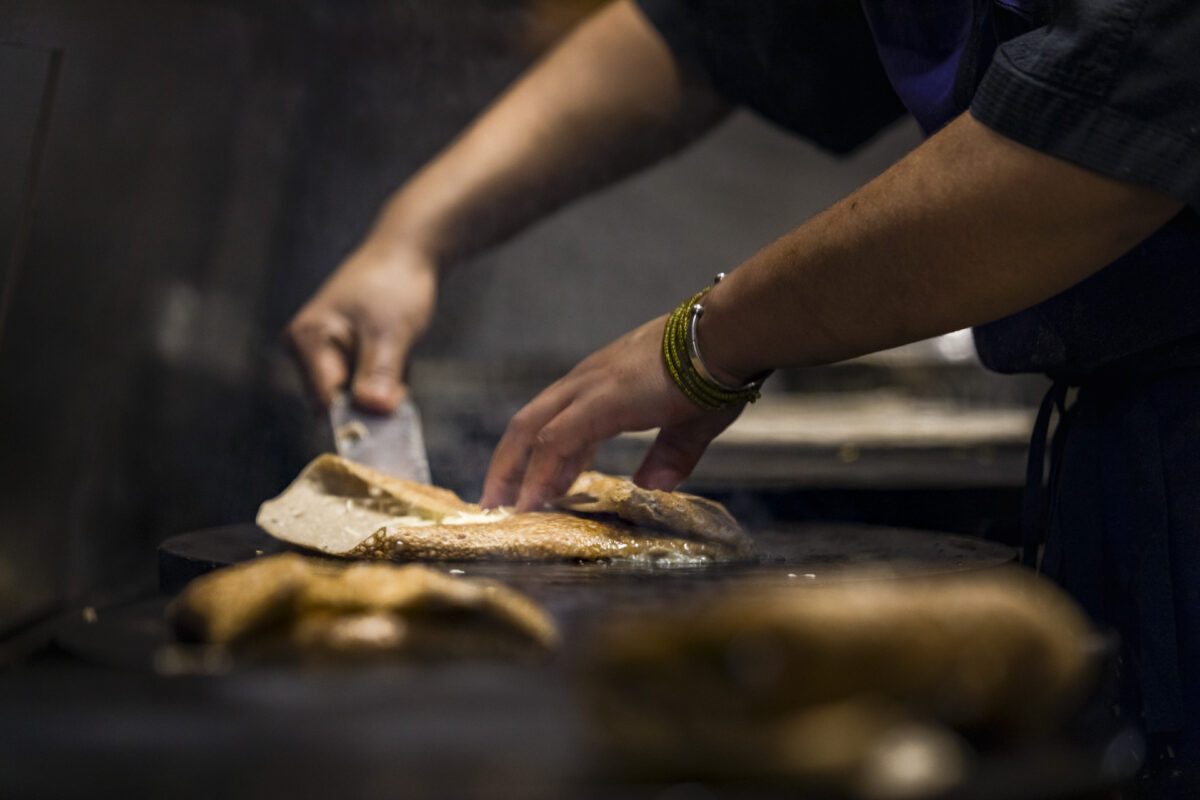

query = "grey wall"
[[429, 112, 920, 363], [0, 0, 918, 635]]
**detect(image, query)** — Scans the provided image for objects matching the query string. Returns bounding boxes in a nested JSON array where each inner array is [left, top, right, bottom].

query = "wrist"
[[353, 230, 442, 279], [694, 277, 764, 388], [661, 274, 771, 412], [365, 193, 452, 271], [695, 314, 751, 388]]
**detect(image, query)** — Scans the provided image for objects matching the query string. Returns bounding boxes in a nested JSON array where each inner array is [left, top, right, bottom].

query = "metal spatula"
[[329, 390, 432, 483]]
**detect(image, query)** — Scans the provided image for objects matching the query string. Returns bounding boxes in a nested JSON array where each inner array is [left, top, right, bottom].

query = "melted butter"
[[382, 515, 437, 528], [380, 508, 511, 528], [627, 550, 712, 568], [441, 508, 511, 526]]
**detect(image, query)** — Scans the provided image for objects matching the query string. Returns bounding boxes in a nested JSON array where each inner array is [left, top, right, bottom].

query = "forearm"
[[366, 0, 729, 266], [698, 113, 1184, 383], [481, 111, 1186, 507]]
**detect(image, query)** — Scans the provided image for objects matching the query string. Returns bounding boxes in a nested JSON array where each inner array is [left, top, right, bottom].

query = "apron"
[[1028, 363, 1200, 766], [860, 0, 1200, 768]]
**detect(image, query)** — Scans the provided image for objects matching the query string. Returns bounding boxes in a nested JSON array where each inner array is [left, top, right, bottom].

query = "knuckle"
[[507, 410, 539, 440], [288, 315, 351, 351], [286, 317, 321, 344], [533, 426, 561, 453], [534, 423, 577, 460], [356, 363, 399, 381], [359, 318, 395, 342]]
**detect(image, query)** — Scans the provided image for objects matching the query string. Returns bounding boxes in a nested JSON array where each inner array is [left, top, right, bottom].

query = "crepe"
[[581, 568, 1097, 787], [168, 553, 558, 660], [255, 454, 754, 565]]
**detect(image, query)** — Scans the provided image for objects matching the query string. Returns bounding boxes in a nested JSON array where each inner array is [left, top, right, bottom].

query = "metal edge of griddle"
[[157, 524, 296, 594]]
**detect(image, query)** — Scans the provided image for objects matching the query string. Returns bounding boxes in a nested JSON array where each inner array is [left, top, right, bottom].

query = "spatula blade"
[[329, 392, 432, 484]]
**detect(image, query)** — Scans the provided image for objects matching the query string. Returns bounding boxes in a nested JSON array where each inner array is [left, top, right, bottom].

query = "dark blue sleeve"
[[633, 0, 906, 154], [971, 0, 1200, 208]]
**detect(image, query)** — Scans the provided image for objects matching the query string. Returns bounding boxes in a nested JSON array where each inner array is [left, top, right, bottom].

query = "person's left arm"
[[480, 111, 1184, 510]]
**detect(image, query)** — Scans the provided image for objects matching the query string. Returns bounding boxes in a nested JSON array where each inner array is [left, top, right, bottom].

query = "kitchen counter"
[[595, 391, 1037, 490]]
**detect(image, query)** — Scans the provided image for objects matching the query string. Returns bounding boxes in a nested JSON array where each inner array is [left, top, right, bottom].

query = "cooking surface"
[[157, 521, 1016, 594], [0, 524, 1131, 800], [108, 521, 1018, 672]]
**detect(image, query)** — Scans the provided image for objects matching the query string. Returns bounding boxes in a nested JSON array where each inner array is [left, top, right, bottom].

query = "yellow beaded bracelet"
[[661, 273, 770, 411]]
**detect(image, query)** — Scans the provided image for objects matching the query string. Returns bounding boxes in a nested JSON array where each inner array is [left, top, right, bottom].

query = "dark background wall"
[[0, 0, 919, 635]]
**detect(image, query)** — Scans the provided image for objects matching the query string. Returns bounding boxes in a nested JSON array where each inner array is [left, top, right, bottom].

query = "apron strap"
[[1021, 381, 1068, 568]]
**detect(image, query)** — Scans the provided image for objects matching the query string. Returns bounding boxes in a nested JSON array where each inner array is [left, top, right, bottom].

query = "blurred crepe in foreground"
[[256, 454, 754, 566], [168, 553, 558, 661], [581, 568, 1098, 794]]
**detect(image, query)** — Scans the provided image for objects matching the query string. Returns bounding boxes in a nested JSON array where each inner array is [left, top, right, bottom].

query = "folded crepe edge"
[[168, 552, 560, 653]]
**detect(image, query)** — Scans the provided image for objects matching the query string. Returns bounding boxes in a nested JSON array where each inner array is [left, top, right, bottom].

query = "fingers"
[[288, 314, 415, 413], [480, 387, 575, 509], [514, 405, 609, 511], [285, 245, 438, 413], [485, 395, 727, 510], [288, 318, 351, 407], [352, 322, 410, 413], [481, 314, 724, 511], [633, 411, 738, 491]]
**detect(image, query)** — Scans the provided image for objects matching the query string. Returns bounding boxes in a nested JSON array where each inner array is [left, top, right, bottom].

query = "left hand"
[[480, 315, 742, 511]]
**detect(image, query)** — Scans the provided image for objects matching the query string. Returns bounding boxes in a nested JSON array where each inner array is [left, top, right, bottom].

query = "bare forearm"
[[481, 111, 1185, 508], [698, 113, 1184, 383], [368, 0, 729, 266]]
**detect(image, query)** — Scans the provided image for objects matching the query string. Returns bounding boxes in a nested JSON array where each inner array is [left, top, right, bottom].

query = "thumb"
[[352, 324, 409, 413], [633, 412, 737, 491]]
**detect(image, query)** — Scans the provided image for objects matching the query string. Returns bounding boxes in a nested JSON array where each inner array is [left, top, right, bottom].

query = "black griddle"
[[0, 524, 1137, 800], [156, 520, 1015, 593], [78, 521, 1015, 673]]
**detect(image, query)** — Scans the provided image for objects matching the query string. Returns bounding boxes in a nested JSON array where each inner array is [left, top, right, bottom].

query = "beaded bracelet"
[[661, 273, 771, 411]]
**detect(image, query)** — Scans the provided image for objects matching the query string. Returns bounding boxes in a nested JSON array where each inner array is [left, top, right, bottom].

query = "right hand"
[[286, 243, 437, 413]]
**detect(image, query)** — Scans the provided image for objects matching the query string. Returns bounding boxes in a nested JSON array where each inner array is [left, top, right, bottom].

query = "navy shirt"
[[635, 0, 1200, 379]]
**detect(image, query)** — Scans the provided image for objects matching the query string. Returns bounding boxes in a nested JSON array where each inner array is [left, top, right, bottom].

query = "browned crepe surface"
[[256, 454, 754, 565], [553, 471, 748, 552], [581, 568, 1097, 784], [168, 553, 558, 660]]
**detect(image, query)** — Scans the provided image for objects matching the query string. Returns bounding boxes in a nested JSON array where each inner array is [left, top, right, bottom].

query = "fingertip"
[[480, 466, 520, 510], [354, 327, 407, 413], [633, 435, 694, 490], [311, 353, 349, 409], [515, 486, 547, 513], [480, 484, 514, 510], [634, 419, 727, 492], [481, 436, 534, 511], [633, 464, 682, 492], [516, 456, 592, 512], [478, 481, 500, 509]]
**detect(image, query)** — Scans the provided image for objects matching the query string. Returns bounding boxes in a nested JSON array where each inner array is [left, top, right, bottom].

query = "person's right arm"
[[287, 0, 731, 412]]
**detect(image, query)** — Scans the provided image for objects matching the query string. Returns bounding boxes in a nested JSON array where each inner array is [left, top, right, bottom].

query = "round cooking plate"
[[59, 522, 1015, 674], [157, 521, 1015, 594], [34, 525, 1134, 800]]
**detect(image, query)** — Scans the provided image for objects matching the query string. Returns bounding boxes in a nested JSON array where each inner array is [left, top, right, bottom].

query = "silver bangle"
[[685, 273, 765, 392]]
